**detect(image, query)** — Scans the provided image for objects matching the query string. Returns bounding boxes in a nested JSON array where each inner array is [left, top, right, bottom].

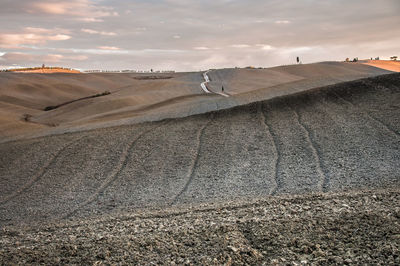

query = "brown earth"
[[0, 61, 391, 142], [7, 68, 81, 74], [363, 60, 400, 72], [0, 189, 399, 265]]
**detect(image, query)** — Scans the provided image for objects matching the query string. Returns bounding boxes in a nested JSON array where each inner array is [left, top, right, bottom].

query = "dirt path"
[[200, 70, 212, 93], [201, 70, 230, 97]]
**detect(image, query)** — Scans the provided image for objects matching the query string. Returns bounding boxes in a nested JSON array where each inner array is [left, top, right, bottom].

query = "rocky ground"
[[0, 189, 399, 265]]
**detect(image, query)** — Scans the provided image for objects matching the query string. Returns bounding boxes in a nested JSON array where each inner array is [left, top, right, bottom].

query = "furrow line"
[[62, 122, 166, 219], [289, 105, 329, 192], [332, 91, 399, 138], [260, 103, 282, 195], [257, 103, 279, 195], [170, 114, 214, 205], [0, 135, 86, 205]]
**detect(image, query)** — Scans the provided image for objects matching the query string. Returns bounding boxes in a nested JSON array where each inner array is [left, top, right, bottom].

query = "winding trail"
[[259, 103, 283, 195], [200, 71, 212, 93], [62, 123, 166, 219], [201, 70, 230, 97], [257, 103, 278, 195], [0, 135, 86, 205], [289, 106, 328, 192], [170, 114, 214, 205]]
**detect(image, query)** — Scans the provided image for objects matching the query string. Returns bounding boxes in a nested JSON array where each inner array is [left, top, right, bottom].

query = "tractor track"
[[62, 122, 167, 219], [170, 114, 214, 205], [289, 104, 330, 192], [0, 135, 87, 205], [260, 103, 283, 195], [257, 103, 279, 195]]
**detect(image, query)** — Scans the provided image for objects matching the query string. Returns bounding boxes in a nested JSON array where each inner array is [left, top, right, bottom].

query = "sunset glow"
[[0, 0, 399, 71]]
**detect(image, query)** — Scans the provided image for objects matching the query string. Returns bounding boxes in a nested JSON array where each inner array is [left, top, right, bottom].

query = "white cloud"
[[48, 34, 71, 41], [275, 20, 291, 24], [67, 48, 186, 55], [66, 55, 88, 60], [24, 27, 64, 34], [98, 46, 120, 50], [230, 44, 251, 48], [81, 29, 116, 36], [256, 44, 275, 50], [173, 35, 181, 39], [193, 47, 210, 50], [78, 18, 104, 22], [281, 46, 313, 54]]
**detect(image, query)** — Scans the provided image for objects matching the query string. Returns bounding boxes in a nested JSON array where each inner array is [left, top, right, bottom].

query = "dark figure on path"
[[222, 86, 224, 92]]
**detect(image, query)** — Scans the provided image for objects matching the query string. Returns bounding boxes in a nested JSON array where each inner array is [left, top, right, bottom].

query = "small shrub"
[[22, 114, 32, 122], [44, 106, 57, 111]]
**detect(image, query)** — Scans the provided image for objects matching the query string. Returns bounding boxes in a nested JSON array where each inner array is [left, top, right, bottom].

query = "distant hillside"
[[3, 67, 80, 74], [0, 61, 392, 141], [363, 60, 400, 72]]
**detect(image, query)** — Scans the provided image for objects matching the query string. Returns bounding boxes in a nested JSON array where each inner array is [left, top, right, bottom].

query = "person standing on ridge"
[[222, 85, 224, 92]]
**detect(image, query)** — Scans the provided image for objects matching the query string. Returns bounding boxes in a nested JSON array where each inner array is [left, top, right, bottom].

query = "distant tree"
[[42, 64, 45, 68], [296, 56, 300, 63], [390, 56, 398, 61], [345, 58, 350, 62], [375, 57, 380, 60]]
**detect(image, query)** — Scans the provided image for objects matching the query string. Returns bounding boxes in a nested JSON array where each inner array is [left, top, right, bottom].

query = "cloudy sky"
[[0, 0, 399, 71]]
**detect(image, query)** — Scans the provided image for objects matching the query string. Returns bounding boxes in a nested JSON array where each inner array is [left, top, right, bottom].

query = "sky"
[[0, 0, 399, 71]]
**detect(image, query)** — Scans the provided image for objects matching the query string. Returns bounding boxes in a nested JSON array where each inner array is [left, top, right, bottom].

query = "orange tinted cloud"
[[98, 46, 120, 50], [28, 0, 118, 21], [0, 27, 71, 48], [0, 52, 88, 64], [81, 29, 117, 36]]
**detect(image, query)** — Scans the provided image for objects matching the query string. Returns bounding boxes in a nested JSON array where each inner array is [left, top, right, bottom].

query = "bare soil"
[[0, 189, 399, 265], [0, 72, 399, 264], [363, 60, 400, 72], [0, 73, 398, 227], [0, 62, 391, 142]]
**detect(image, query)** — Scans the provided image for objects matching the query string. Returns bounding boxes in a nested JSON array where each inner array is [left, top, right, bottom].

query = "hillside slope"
[[0, 62, 391, 142], [0, 73, 399, 228]]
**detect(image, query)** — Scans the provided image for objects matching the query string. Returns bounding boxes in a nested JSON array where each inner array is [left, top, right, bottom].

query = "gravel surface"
[[0, 189, 399, 265]]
